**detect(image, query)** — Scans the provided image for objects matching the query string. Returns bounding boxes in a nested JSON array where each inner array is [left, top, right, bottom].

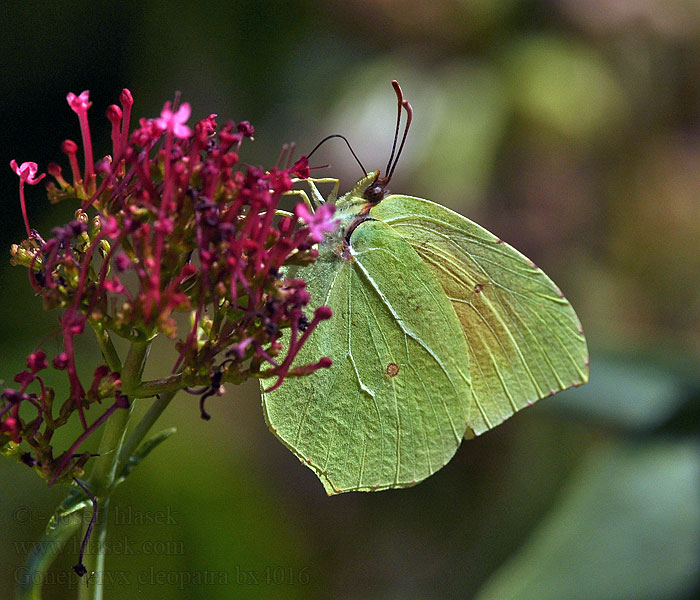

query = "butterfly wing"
[[262, 219, 472, 494], [371, 195, 589, 437]]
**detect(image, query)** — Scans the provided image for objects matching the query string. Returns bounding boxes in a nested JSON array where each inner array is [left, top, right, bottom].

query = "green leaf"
[[46, 488, 89, 533], [475, 440, 700, 600], [371, 194, 588, 436], [263, 218, 472, 494], [115, 427, 177, 486], [17, 484, 87, 599], [16, 509, 81, 600]]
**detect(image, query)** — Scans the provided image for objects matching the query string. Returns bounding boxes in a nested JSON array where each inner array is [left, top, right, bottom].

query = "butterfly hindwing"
[[262, 218, 472, 494], [370, 194, 589, 436]]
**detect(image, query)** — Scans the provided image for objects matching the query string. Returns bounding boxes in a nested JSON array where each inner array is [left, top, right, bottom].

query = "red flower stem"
[[72, 232, 107, 312], [86, 229, 127, 315], [18, 181, 31, 237], [265, 308, 330, 392], [172, 298, 204, 372], [62, 326, 88, 431], [48, 400, 122, 485], [77, 113, 94, 182], [153, 132, 174, 287], [63, 142, 83, 187]]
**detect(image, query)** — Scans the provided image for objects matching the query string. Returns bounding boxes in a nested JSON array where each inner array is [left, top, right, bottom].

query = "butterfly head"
[[335, 171, 382, 216], [323, 81, 412, 213], [363, 175, 389, 204]]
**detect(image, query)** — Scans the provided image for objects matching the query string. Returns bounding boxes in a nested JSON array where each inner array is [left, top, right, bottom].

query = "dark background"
[[1, 1, 699, 598]]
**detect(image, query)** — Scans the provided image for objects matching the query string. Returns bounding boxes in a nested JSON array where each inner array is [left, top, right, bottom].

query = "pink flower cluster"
[[3, 90, 337, 484]]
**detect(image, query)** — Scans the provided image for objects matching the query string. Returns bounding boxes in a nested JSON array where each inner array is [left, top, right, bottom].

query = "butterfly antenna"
[[384, 81, 403, 177], [361, 81, 413, 203], [385, 80, 413, 183], [306, 134, 367, 177]]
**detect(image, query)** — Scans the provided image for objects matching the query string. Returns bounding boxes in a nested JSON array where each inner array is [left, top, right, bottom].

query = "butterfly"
[[262, 81, 589, 495]]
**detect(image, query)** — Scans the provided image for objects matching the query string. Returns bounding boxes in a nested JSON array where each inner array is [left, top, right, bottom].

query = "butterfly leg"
[[286, 178, 341, 212], [282, 189, 313, 213], [307, 177, 341, 205]]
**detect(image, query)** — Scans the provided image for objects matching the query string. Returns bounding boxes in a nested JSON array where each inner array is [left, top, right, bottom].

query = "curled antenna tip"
[[384, 80, 413, 182]]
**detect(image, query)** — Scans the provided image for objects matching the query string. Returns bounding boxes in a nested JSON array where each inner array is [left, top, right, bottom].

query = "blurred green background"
[[1, 1, 699, 598]]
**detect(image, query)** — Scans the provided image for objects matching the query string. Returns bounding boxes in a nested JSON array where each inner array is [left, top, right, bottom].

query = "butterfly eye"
[[364, 184, 385, 203]]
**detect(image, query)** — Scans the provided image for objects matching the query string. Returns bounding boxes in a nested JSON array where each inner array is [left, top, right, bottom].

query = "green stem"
[[133, 363, 249, 398], [132, 374, 187, 398], [92, 496, 110, 600], [76, 496, 110, 600], [15, 333, 181, 600], [114, 390, 177, 479], [87, 341, 149, 494], [89, 321, 122, 373], [74, 339, 151, 600]]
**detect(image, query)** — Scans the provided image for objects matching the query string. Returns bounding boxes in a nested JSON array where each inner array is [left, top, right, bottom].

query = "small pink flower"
[[294, 202, 339, 243], [61, 140, 82, 184], [154, 217, 174, 235], [120, 89, 133, 150], [103, 276, 127, 294], [61, 139, 78, 153], [237, 121, 254, 137], [27, 351, 48, 373], [106, 104, 123, 157], [10, 160, 45, 237], [10, 160, 45, 185], [66, 90, 91, 114], [7, 89, 336, 488], [132, 117, 164, 145], [269, 170, 293, 195], [114, 253, 132, 272], [1, 417, 19, 439], [106, 104, 122, 124], [101, 215, 121, 238], [66, 90, 95, 180], [120, 88, 133, 109], [53, 353, 69, 370], [314, 306, 333, 320], [292, 156, 310, 179], [115, 392, 130, 409], [156, 102, 192, 139]]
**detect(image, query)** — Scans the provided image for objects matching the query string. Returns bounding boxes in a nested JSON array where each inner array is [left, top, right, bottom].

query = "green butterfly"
[[262, 82, 588, 495]]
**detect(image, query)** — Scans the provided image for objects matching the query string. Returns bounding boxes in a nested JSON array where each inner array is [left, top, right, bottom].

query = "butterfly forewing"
[[371, 195, 589, 436], [262, 219, 472, 494]]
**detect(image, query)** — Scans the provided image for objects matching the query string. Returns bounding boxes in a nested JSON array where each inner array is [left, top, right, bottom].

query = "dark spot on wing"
[[386, 363, 400, 377], [474, 283, 484, 294]]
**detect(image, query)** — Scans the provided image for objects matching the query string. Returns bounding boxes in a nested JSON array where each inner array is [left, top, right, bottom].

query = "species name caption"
[[14, 566, 312, 588]]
